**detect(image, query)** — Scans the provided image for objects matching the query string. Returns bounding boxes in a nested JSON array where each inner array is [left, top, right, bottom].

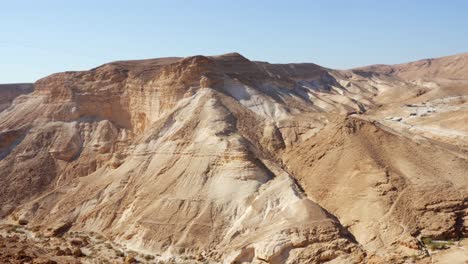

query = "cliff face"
[[0, 52, 467, 263]]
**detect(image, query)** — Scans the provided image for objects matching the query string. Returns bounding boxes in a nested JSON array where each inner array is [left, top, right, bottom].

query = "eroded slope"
[[0, 52, 467, 263]]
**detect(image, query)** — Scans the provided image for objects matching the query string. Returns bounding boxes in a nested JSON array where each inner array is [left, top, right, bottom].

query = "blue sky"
[[1, 0, 467, 83]]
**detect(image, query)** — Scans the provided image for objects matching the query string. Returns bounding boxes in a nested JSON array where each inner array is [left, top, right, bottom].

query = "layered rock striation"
[[0, 52, 467, 263]]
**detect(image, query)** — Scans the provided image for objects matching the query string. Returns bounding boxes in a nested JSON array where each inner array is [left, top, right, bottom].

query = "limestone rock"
[[0, 52, 467, 263]]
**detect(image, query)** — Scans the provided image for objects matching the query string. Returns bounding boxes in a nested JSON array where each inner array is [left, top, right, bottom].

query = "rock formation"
[[0, 52, 467, 263]]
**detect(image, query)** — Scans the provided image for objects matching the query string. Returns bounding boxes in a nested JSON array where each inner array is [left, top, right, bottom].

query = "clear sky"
[[1, 0, 467, 83]]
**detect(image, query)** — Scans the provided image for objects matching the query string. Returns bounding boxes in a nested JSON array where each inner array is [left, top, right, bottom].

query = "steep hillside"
[[0, 52, 467, 263], [283, 116, 467, 261]]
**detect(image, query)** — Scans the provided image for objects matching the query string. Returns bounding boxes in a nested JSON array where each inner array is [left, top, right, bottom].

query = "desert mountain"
[[0, 52, 467, 263]]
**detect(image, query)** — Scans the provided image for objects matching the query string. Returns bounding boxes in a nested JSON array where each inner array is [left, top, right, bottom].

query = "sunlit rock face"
[[0, 52, 467, 263]]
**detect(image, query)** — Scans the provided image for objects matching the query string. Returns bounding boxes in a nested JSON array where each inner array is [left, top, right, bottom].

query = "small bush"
[[422, 237, 448, 251], [421, 237, 432, 245], [429, 243, 446, 251]]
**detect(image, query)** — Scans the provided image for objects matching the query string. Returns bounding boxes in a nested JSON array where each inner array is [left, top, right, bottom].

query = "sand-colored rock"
[[0, 52, 467, 263]]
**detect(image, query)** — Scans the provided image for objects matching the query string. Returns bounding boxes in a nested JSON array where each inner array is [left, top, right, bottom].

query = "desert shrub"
[[421, 237, 432, 245], [422, 237, 447, 250]]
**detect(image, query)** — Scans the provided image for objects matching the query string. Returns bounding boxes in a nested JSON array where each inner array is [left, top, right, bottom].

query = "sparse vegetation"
[[0, 225, 161, 263], [8, 225, 25, 234], [421, 237, 450, 251]]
